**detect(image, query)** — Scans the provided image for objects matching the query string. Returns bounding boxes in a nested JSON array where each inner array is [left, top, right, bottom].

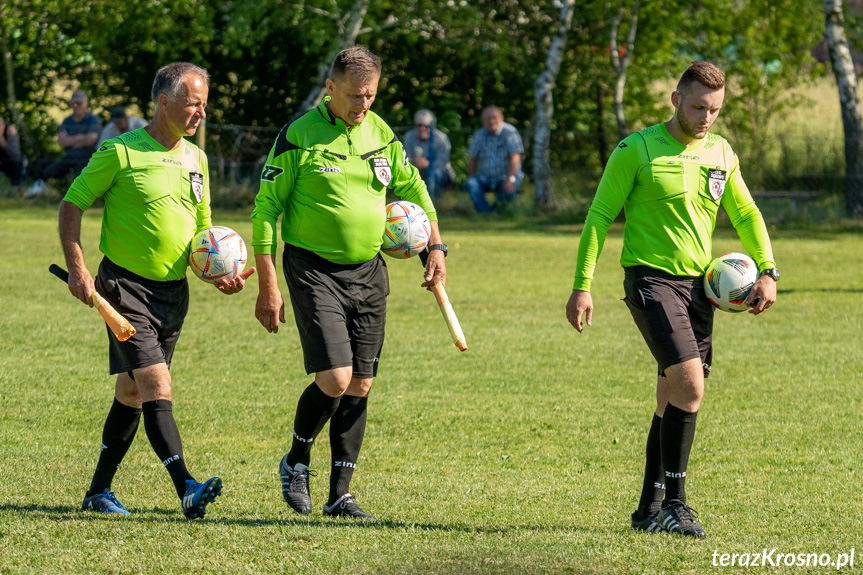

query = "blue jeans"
[[465, 174, 522, 214], [424, 167, 452, 201]]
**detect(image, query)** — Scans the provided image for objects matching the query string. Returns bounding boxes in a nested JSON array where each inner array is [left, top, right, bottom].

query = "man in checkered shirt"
[[465, 106, 524, 213]]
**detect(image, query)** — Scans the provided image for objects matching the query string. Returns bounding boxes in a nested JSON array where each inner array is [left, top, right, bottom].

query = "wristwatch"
[[760, 268, 780, 282], [507, 175, 517, 184], [427, 244, 448, 257]]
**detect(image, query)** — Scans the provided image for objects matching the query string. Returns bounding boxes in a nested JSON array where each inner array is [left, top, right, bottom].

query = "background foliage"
[[1, 1, 829, 166]]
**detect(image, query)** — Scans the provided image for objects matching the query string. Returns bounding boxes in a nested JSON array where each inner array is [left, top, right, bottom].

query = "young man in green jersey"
[[252, 46, 447, 520], [59, 62, 254, 519], [566, 61, 779, 537]]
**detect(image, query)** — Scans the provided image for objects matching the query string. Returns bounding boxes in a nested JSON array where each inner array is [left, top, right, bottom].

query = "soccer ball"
[[703, 252, 759, 313], [381, 201, 431, 259], [189, 226, 247, 283]]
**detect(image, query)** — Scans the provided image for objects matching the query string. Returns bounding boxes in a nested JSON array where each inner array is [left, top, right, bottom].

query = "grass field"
[[1, 205, 862, 574]]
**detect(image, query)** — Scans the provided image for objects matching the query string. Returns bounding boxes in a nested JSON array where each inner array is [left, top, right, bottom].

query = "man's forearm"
[[467, 156, 478, 178], [507, 153, 520, 179], [58, 200, 87, 273], [73, 133, 99, 148], [254, 253, 279, 291]]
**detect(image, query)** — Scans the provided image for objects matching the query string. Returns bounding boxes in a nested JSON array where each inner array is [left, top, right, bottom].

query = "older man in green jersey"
[[566, 61, 778, 537], [252, 46, 446, 520], [59, 62, 253, 520]]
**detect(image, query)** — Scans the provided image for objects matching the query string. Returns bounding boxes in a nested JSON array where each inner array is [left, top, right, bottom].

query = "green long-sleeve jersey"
[[64, 128, 211, 281], [573, 123, 775, 291], [252, 98, 437, 265]]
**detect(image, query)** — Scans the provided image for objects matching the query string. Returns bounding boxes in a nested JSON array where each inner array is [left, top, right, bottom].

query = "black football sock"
[[635, 413, 665, 518], [86, 398, 142, 496], [328, 395, 368, 505], [661, 402, 699, 506], [286, 382, 342, 468], [142, 400, 194, 498]]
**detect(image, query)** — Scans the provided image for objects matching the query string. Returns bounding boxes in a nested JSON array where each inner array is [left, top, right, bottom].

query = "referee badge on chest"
[[707, 168, 727, 201], [371, 157, 392, 187], [190, 172, 204, 203]]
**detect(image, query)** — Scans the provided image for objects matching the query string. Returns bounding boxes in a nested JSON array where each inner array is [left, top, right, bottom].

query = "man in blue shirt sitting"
[[465, 106, 524, 214]]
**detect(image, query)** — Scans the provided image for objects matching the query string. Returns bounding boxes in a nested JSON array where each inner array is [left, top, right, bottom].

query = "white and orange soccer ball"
[[703, 252, 759, 313], [381, 201, 431, 259], [189, 226, 247, 283]]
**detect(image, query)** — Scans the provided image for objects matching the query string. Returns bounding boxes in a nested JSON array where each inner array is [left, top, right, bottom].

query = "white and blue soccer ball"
[[381, 201, 431, 259], [704, 252, 759, 313], [189, 226, 247, 283]]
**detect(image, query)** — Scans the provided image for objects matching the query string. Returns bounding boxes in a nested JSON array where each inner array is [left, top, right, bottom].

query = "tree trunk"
[[609, 0, 638, 142], [596, 82, 608, 168], [296, 0, 369, 117], [2, 25, 21, 128], [824, 0, 863, 216], [533, 0, 575, 210], [2, 21, 38, 154]]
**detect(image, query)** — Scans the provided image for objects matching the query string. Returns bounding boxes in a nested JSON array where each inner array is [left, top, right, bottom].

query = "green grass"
[[1, 205, 862, 574]]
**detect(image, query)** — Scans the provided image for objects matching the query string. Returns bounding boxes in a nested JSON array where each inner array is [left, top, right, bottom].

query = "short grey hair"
[[414, 109, 436, 126], [330, 46, 381, 84], [151, 62, 209, 102]]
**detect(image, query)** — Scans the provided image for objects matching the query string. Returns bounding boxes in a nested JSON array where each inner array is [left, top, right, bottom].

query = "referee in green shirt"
[[566, 62, 778, 537], [252, 46, 447, 520], [59, 62, 253, 519]]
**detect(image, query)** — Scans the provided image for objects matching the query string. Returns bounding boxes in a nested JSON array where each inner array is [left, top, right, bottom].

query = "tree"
[[0, 0, 113, 157], [609, 0, 638, 142], [1, 19, 25, 145], [532, 0, 575, 209], [295, 0, 371, 116], [689, 0, 822, 180], [824, 0, 863, 215]]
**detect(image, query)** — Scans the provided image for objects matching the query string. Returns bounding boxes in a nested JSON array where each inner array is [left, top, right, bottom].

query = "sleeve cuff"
[[572, 277, 592, 291], [253, 244, 277, 256]]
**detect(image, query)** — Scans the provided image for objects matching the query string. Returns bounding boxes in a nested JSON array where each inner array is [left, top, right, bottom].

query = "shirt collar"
[[318, 96, 361, 133]]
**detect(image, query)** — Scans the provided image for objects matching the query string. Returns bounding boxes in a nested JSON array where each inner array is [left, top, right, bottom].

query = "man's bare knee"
[[115, 373, 143, 408], [346, 377, 373, 397], [663, 358, 705, 411], [315, 367, 353, 397], [131, 363, 173, 402]]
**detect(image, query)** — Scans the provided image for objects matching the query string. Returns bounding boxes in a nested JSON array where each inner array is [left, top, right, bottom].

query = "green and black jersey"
[[251, 97, 437, 265], [64, 128, 211, 281], [574, 123, 776, 291]]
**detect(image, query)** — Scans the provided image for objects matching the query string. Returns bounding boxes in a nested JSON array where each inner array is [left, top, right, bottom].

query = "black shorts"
[[283, 244, 388, 378], [95, 258, 189, 375], [623, 266, 714, 379]]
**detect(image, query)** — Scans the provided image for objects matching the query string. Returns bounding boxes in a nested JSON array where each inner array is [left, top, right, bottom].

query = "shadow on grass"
[[780, 288, 863, 294], [0, 503, 609, 536], [0, 503, 180, 519]]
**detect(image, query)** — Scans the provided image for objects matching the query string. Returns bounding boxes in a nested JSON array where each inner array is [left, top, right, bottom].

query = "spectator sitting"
[[231, 130, 268, 182], [97, 106, 148, 147], [401, 109, 455, 200], [30, 89, 101, 194], [465, 106, 524, 213], [0, 115, 24, 186]]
